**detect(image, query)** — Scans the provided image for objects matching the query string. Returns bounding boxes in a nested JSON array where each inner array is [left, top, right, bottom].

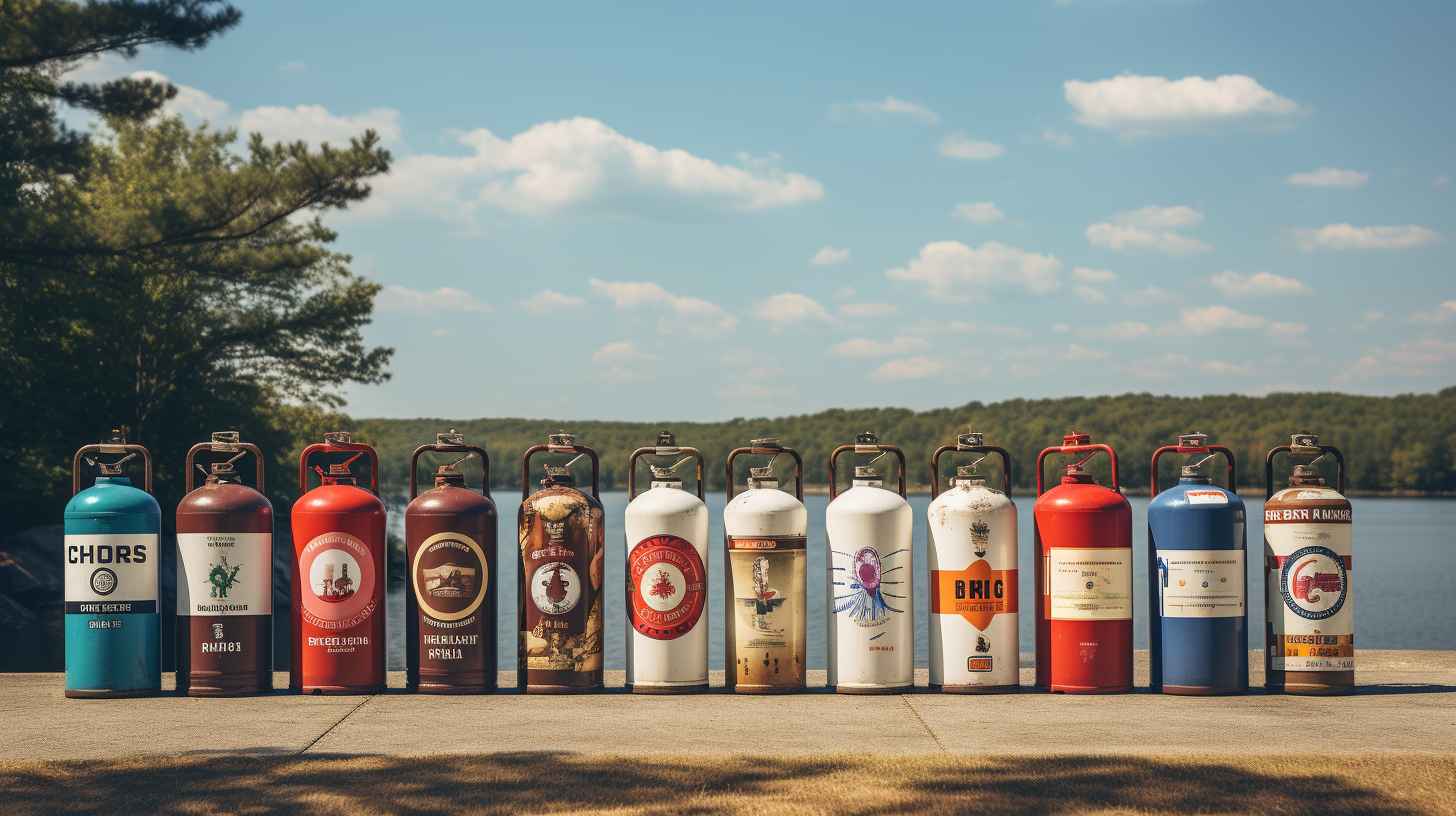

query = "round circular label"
[[530, 561, 581, 616], [852, 547, 882, 592], [412, 532, 488, 623], [300, 531, 378, 628], [90, 567, 117, 596], [628, 534, 706, 640], [1280, 545, 1348, 621]]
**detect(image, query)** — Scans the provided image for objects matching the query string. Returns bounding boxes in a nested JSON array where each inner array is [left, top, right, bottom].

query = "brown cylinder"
[[518, 482, 604, 692], [176, 476, 274, 696], [1264, 480, 1354, 694], [406, 471, 497, 692]]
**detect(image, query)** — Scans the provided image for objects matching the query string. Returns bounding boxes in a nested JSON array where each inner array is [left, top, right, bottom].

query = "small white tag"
[[1185, 489, 1229, 505]]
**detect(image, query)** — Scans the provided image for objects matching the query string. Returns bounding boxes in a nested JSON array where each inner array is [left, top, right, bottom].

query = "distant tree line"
[[354, 388, 1456, 498]]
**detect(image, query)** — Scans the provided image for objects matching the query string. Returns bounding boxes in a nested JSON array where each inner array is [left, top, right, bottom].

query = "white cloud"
[[1341, 339, 1456, 382], [831, 96, 939, 125], [1176, 305, 1267, 334], [1072, 266, 1117, 284], [592, 340, 654, 365], [1074, 285, 1108, 304], [1294, 224, 1441, 251], [830, 336, 929, 359], [870, 356, 946, 382], [939, 133, 1005, 160], [839, 302, 898, 318], [811, 246, 851, 266], [376, 285, 491, 314], [1064, 73, 1299, 134], [1123, 286, 1177, 307], [1089, 321, 1152, 341], [589, 278, 736, 333], [886, 240, 1061, 300], [126, 70, 230, 124], [1063, 343, 1107, 361], [1087, 205, 1211, 255], [1209, 271, 1310, 297], [521, 289, 585, 314], [912, 320, 1030, 339], [1200, 360, 1253, 376], [754, 292, 831, 325], [238, 104, 403, 146], [952, 202, 1005, 224], [1267, 321, 1308, 340], [1042, 128, 1075, 149], [1412, 300, 1456, 323], [1286, 167, 1368, 189], [357, 117, 823, 221]]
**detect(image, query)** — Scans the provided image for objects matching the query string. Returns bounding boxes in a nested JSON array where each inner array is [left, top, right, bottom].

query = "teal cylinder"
[[64, 476, 162, 697]]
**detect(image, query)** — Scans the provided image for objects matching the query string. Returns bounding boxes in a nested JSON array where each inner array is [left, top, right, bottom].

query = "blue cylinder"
[[1147, 476, 1247, 695], [64, 476, 161, 697]]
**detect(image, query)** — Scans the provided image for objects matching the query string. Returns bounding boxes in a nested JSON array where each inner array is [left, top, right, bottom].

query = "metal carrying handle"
[[72, 428, 153, 495], [724, 439, 804, 501], [298, 431, 380, 495], [827, 433, 907, 499], [521, 431, 600, 500], [1264, 432, 1345, 499], [185, 431, 265, 493], [930, 431, 1012, 498], [1149, 432, 1236, 497], [409, 430, 491, 500], [627, 432, 705, 501], [1035, 432, 1120, 496]]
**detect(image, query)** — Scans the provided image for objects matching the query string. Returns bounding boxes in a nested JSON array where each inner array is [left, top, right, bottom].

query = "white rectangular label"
[[1049, 547, 1132, 621], [1157, 549, 1244, 618], [1184, 489, 1229, 505], [176, 532, 273, 615], [65, 533, 158, 603]]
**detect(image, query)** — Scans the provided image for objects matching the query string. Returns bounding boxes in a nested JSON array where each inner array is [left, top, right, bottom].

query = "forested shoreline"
[[356, 388, 1456, 498]]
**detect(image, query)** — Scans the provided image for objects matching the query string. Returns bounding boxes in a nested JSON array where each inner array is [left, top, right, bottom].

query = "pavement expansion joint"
[[900, 694, 946, 753], [298, 693, 376, 755]]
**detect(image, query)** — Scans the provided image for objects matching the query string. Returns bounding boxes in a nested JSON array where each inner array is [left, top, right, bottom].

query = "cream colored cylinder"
[[927, 479, 1019, 690], [723, 481, 808, 692], [624, 480, 709, 690], [826, 478, 913, 692]]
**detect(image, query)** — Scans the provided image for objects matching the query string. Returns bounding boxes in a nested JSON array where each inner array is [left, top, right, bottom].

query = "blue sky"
[[77, 1, 1454, 419]]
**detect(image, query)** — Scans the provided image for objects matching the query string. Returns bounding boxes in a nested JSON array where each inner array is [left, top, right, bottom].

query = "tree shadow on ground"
[[0, 752, 1446, 815]]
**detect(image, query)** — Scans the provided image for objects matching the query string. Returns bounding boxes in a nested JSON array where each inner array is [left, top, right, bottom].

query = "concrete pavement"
[[2, 650, 1452, 760]]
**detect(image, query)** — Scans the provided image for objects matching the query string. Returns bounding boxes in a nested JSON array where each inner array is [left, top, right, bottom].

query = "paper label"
[[1157, 549, 1244, 618], [1184, 489, 1229, 505], [177, 532, 273, 616], [1048, 547, 1132, 621], [1265, 516, 1354, 672], [65, 533, 158, 613]]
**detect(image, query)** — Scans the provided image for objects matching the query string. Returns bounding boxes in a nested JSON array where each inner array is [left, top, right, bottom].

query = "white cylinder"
[[826, 477, 913, 691], [624, 480, 709, 690], [927, 478, 1019, 690], [723, 481, 808, 692]]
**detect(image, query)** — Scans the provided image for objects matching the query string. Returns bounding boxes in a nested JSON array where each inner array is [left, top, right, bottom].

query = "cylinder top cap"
[[1289, 464, 1326, 487], [1063, 431, 1091, 446], [749, 437, 781, 449], [957, 431, 983, 449], [1179, 465, 1211, 482], [1062, 462, 1093, 483], [853, 465, 880, 480], [747, 464, 778, 487], [548, 431, 574, 447], [1290, 432, 1321, 453], [1177, 432, 1208, 448], [649, 464, 681, 480], [656, 430, 675, 447]]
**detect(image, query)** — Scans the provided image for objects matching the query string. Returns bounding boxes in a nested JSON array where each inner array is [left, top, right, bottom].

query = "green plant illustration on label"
[[209, 555, 242, 599]]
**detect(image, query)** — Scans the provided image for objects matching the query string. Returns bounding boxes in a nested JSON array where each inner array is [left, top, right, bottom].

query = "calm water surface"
[[385, 493, 1454, 670]]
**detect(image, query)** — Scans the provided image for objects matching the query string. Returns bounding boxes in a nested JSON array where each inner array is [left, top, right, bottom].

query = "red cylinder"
[[1033, 433, 1133, 693], [290, 433, 386, 694]]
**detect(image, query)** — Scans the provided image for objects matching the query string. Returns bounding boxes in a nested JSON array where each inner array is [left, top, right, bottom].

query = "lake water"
[[385, 493, 1454, 670]]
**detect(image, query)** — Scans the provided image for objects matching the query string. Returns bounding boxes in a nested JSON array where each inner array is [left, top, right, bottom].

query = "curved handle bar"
[[410, 442, 491, 500], [1149, 443, 1235, 497], [929, 443, 1012, 498], [1264, 444, 1345, 499], [724, 444, 804, 501], [627, 444, 706, 502], [299, 438, 380, 496], [1035, 441, 1120, 496], [521, 441, 600, 500], [185, 441, 265, 493], [827, 442, 907, 499], [72, 443, 153, 495]]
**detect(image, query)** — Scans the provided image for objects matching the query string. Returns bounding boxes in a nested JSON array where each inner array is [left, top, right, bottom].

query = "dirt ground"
[[1, 752, 1453, 815]]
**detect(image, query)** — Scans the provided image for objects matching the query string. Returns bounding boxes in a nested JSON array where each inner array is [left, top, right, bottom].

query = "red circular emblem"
[[300, 531, 378, 631], [628, 534, 706, 640]]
